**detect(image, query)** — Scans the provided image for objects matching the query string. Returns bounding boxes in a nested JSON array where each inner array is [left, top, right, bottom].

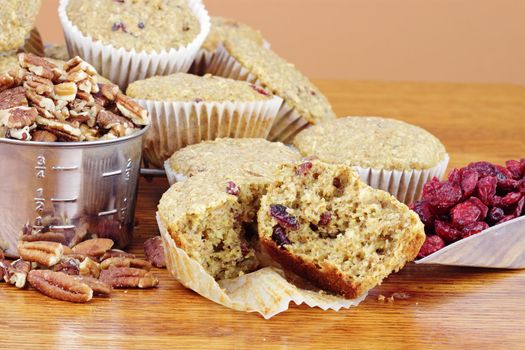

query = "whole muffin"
[[257, 161, 425, 298], [293, 117, 448, 203], [66, 0, 200, 53], [207, 36, 336, 142], [127, 74, 284, 168], [0, 0, 42, 53]]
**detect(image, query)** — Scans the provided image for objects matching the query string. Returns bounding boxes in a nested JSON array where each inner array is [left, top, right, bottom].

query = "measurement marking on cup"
[[52, 166, 79, 171], [51, 197, 78, 203], [49, 225, 76, 230], [103, 170, 122, 177], [98, 209, 118, 217]]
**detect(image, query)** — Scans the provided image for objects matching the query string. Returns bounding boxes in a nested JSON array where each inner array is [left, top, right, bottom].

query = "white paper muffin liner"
[[353, 154, 449, 205], [207, 45, 312, 143], [190, 41, 270, 76], [58, 0, 211, 90], [157, 214, 366, 319], [416, 216, 525, 269], [136, 96, 283, 168]]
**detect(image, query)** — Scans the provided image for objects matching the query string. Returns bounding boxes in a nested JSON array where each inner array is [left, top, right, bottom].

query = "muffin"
[[166, 137, 301, 181], [59, 0, 211, 89], [158, 173, 260, 280], [127, 73, 283, 168], [207, 36, 336, 142], [0, 55, 18, 74], [190, 16, 266, 75], [0, 0, 42, 53], [293, 116, 449, 204], [257, 161, 425, 298], [44, 44, 70, 61]]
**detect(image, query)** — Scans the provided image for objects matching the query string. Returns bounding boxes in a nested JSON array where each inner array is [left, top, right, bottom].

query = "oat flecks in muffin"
[[168, 138, 301, 179], [257, 161, 425, 299], [202, 16, 265, 52], [293, 116, 447, 170], [126, 73, 273, 102], [0, 0, 42, 52], [66, 0, 200, 52], [0, 56, 19, 74], [222, 37, 336, 125], [158, 174, 260, 280]]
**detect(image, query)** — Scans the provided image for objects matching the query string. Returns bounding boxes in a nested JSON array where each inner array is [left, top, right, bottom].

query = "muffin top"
[[168, 138, 301, 179], [126, 73, 275, 102], [0, 55, 18, 73], [0, 0, 42, 52], [222, 37, 336, 124], [293, 117, 447, 170], [66, 0, 200, 52], [201, 16, 265, 52]]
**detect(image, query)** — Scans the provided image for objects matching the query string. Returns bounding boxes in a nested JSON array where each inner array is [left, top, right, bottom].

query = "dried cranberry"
[[448, 168, 461, 184], [272, 226, 291, 247], [520, 159, 525, 176], [497, 215, 516, 225], [333, 177, 342, 188], [465, 197, 488, 220], [319, 212, 332, 226], [417, 235, 445, 259], [495, 165, 513, 182], [422, 179, 462, 210], [269, 204, 299, 230], [435, 220, 463, 243], [460, 169, 478, 198], [296, 162, 313, 176], [410, 200, 435, 227], [498, 178, 519, 192], [194, 98, 203, 103], [462, 221, 489, 237], [450, 201, 481, 228], [467, 161, 496, 178], [476, 176, 497, 206], [488, 207, 505, 224], [138, 22, 145, 29], [250, 84, 270, 96], [514, 196, 525, 216], [519, 179, 525, 194], [112, 22, 127, 32], [497, 192, 522, 207], [506, 160, 522, 179], [226, 181, 240, 196], [240, 241, 250, 256]]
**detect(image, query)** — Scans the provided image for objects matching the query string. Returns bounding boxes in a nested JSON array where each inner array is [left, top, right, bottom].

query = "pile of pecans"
[[0, 53, 148, 142], [0, 235, 165, 303]]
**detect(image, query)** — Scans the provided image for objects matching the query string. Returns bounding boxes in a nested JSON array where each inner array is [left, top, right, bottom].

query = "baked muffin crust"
[[222, 37, 336, 125], [66, 0, 200, 52], [127, 73, 273, 102], [202, 16, 265, 52], [293, 116, 447, 170]]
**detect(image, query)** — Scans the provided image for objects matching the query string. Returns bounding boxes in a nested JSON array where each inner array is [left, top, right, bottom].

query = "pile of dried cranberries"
[[412, 160, 525, 258]]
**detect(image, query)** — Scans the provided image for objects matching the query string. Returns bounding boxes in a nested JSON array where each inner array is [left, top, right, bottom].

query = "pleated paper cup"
[[157, 214, 366, 319], [137, 96, 283, 168], [353, 154, 450, 205], [207, 45, 312, 143], [58, 0, 211, 90], [190, 41, 270, 76], [164, 161, 187, 185]]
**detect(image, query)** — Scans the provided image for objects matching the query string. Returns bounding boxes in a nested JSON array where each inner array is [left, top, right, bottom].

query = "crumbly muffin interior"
[[158, 175, 259, 280], [258, 161, 425, 296], [66, 0, 200, 52], [126, 73, 272, 102]]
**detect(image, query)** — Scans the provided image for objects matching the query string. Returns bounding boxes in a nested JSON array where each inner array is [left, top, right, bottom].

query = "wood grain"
[[1, 81, 525, 349]]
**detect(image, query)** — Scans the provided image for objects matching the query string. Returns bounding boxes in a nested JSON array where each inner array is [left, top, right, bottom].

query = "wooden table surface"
[[2, 81, 525, 349]]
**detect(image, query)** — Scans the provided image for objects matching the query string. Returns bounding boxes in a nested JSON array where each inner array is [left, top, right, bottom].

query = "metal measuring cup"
[[0, 127, 148, 258]]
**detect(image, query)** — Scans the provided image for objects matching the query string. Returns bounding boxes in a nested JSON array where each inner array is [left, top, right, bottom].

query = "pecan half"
[[18, 54, 56, 80], [0, 259, 10, 282], [144, 236, 166, 268], [100, 249, 136, 261], [72, 238, 114, 257], [0, 86, 28, 109], [100, 267, 159, 289], [5, 259, 31, 288], [28, 270, 93, 303], [26, 89, 55, 111], [20, 232, 67, 245], [53, 257, 80, 275], [64, 57, 97, 76], [115, 92, 149, 126], [0, 106, 38, 129], [100, 257, 151, 271], [36, 116, 82, 141], [99, 83, 119, 101], [97, 109, 135, 137], [17, 241, 63, 267], [0, 73, 15, 93], [31, 129, 58, 142], [24, 74, 54, 95], [79, 257, 101, 278], [73, 276, 112, 296]]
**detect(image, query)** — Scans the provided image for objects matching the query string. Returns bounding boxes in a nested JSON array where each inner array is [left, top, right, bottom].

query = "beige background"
[[37, 0, 525, 84]]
